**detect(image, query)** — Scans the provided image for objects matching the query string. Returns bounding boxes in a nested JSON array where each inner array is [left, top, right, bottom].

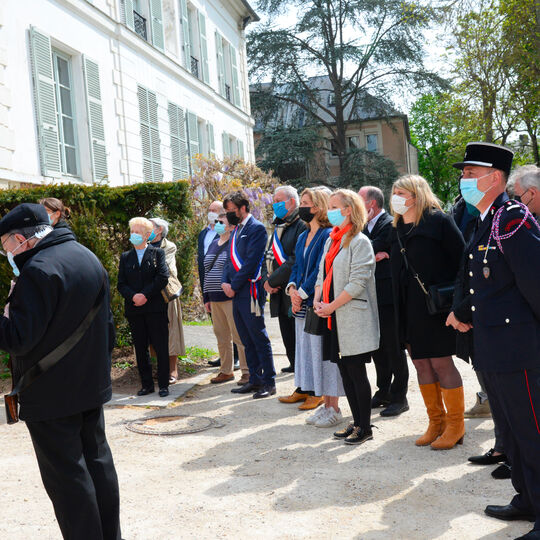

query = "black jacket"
[[0, 228, 115, 422], [118, 245, 169, 315], [363, 211, 393, 307]]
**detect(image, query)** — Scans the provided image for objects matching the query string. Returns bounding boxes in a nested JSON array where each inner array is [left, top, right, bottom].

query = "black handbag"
[[304, 306, 326, 335], [396, 233, 455, 316]]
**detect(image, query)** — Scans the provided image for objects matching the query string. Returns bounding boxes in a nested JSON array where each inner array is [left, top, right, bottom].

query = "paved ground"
[[0, 312, 530, 539]]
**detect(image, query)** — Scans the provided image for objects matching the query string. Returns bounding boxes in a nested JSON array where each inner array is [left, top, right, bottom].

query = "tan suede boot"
[[431, 386, 465, 450], [415, 383, 447, 446]]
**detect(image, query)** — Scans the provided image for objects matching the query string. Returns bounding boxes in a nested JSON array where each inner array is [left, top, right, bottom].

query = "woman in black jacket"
[[118, 217, 170, 397], [389, 175, 465, 450]]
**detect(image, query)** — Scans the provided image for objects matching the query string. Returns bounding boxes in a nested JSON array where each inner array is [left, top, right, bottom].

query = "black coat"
[[118, 245, 169, 315], [363, 211, 393, 307], [0, 228, 115, 422], [390, 210, 465, 358], [197, 227, 218, 293]]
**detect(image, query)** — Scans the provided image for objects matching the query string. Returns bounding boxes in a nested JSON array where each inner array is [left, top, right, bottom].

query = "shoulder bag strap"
[[396, 233, 429, 296], [205, 242, 229, 274]]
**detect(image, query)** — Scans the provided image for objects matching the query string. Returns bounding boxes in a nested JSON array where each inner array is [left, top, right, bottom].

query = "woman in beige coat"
[[314, 189, 379, 445], [150, 218, 186, 383]]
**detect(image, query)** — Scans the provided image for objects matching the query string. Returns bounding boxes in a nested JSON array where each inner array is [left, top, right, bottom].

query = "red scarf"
[[322, 224, 352, 329]]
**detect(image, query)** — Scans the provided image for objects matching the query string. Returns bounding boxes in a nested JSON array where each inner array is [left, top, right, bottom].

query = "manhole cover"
[[126, 414, 223, 436]]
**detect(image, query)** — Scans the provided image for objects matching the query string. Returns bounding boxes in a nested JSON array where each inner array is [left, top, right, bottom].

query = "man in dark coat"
[[0, 203, 120, 540], [262, 186, 305, 373], [448, 142, 540, 538], [359, 186, 409, 417]]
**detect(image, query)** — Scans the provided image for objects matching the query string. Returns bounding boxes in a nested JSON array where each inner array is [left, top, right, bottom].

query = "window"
[[137, 85, 162, 182], [179, 0, 209, 83], [366, 134, 378, 153], [329, 139, 338, 157], [121, 0, 164, 51], [221, 132, 244, 158], [348, 136, 360, 149], [215, 32, 241, 107], [168, 101, 189, 179]]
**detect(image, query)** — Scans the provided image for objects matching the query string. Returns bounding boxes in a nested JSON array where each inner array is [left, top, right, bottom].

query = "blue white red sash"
[[271, 230, 288, 266]]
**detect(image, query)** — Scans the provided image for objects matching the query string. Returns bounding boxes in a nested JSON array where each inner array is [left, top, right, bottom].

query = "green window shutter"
[[207, 123, 215, 155], [82, 56, 108, 183], [168, 102, 189, 179], [237, 139, 244, 159], [179, 0, 190, 69], [222, 131, 230, 157], [215, 32, 225, 96], [230, 46, 241, 107], [186, 111, 199, 158], [121, 0, 135, 30], [198, 13, 209, 84], [150, 0, 164, 51], [138, 85, 162, 182], [29, 26, 62, 177]]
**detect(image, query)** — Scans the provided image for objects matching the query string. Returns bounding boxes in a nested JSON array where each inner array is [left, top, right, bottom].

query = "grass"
[[179, 346, 217, 373], [184, 319, 212, 326]]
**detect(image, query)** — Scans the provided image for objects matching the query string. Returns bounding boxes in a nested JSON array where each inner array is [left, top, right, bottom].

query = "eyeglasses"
[[0, 234, 15, 256]]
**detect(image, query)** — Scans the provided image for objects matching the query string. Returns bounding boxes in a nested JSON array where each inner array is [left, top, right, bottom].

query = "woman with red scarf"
[[314, 189, 380, 445]]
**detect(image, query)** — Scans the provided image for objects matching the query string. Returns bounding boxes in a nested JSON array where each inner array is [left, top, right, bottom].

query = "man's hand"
[[264, 281, 280, 294], [375, 251, 390, 262], [222, 283, 235, 298], [204, 302, 212, 313], [132, 293, 147, 307], [446, 311, 473, 333]]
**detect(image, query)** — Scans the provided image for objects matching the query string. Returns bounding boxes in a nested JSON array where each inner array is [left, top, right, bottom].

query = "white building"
[[0, 0, 258, 187]]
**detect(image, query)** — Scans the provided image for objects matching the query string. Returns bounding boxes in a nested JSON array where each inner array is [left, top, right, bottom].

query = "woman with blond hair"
[[118, 217, 170, 397], [282, 188, 346, 427], [314, 189, 380, 445], [389, 175, 465, 449]]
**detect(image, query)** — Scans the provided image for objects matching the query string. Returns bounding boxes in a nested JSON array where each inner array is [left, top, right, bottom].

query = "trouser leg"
[[477, 370, 505, 454], [337, 359, 371, 429], [233, 297, 263, 385], [278, 303, 296, 368], [146, 312, 170, 389], [225, 301, 248, 375], [128, 314, 153, 389], [210, 301, 234, 374]]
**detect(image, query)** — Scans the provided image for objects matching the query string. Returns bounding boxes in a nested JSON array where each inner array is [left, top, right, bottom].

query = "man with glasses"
[[510, 165, 540, 217]]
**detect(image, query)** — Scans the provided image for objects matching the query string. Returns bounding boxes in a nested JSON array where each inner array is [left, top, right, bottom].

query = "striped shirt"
[[203, 238, 229, 302]]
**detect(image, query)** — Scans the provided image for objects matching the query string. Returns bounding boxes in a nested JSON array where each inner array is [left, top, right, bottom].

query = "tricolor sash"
[[271, 229, 288, 266]]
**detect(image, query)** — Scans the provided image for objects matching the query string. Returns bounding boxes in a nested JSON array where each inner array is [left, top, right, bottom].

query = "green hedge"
[[0, 181, 196, 346]]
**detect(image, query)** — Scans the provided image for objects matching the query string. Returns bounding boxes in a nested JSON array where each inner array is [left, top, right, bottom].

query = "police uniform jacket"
[[453, 192, 540, 372], [0, 227, 115, 422]]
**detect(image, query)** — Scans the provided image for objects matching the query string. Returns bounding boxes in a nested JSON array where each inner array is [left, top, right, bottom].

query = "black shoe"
[[159, 388, 169, 397], [281, 365, 294, 373], [344, 426, 373, 445], [380, 400, 409, 417], [231, 382, 261, 394], [484, 504, 535, 522], [208, 358, 221, 367], [233, 359, 240, 371], [137, 387, 155, 396], [253, 386, 276, 399], [468, 448, 507, 465], [334, 422, 354, 439], [515, 529, 540, 539], [492, 462, 512, 479], [371, 395, 390, 408]]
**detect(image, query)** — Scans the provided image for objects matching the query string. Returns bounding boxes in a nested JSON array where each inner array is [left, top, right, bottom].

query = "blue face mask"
[[327, 208, 346, 227], [272, 201, 288, 219], [460, 174, 493, 208], [130, 233, 144, 246], [7, 252, 20, 277], [48, 214, 54, 226], [148, 230, 157, 242], [214, 222, 226, 235]]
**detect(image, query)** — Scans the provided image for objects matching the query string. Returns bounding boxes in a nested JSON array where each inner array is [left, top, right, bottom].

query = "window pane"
[[62, 117, 75, 146], [65, 147, 77, 175], [60, 87, 72, 117], [366, 134, 378, 152], [56, 57, 70, 87]]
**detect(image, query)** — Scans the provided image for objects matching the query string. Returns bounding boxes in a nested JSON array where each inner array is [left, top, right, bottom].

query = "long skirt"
[[167, 297, 186, 357]]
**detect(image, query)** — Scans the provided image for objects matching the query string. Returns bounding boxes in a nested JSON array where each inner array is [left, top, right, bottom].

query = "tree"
[[248, 0, 446, 177]]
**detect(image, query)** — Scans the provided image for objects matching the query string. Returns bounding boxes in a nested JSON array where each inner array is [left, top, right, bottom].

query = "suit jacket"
[[222, 215, 268, 300], [363, 211, 393, 307], [118, 245, 169, 315]]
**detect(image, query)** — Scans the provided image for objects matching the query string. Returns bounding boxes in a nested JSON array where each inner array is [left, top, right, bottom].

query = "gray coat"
[[316, 231, 380, 356]]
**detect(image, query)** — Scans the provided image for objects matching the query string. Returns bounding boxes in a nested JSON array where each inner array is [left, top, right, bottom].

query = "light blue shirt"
[[203, 227, 218, 255], [136, 247, 146, 265]]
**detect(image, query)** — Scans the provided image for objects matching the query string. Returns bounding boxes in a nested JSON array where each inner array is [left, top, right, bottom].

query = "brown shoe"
[[211, 372, 234, 384], [278, 391, 309, 403], [237, 374, 250, 386], [298, 396, 324, 410]]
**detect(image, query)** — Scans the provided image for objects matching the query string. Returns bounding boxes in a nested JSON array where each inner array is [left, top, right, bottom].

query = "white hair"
[[509, 165, 540, 192], [275, 185, 299, 206], [149, 217, 169, 238]]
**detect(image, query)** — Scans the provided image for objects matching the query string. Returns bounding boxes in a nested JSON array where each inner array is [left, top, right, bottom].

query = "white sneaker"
[[315, 408, 343, 428], [306, 406, 328, 425]]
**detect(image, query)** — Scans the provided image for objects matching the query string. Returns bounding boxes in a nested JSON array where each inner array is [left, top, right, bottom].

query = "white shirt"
[[480, 206, 491, 221], [203, 227, 218, 255], [367, 208, 385, 233]]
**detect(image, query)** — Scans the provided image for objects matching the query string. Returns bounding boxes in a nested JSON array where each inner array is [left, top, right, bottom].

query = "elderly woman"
[[118, 217, 170, 397], [314, 189, 380, 445], [149, 217, 186, 384], [389, 175, 465, 449]]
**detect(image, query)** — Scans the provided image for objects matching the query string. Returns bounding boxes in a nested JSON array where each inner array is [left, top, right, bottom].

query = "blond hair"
[[330, 189, 367, 247], [391, 174, 442, 227], [128, 217, 154, 234], [301, 188, 332, 228]]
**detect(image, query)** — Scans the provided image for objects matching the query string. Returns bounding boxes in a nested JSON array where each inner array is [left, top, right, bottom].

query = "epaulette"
[[502, 200, 532, 232]]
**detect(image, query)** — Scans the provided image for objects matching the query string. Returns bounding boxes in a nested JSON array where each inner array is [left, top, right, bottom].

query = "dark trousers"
[[278, 302, 296, 368], [337, 356, 372, 430], [483, 368, 540, 529], [233, 295, 275, 386], [26, 407, 121, 540], [370, 304, 409, 403], [127, 311, 169, 389], [476, 370, 505, 453]]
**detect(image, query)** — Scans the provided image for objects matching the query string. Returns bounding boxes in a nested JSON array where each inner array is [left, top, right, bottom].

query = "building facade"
[[0, 0, 258, 188]]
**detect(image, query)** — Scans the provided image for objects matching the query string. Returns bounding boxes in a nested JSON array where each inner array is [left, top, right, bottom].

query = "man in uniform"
[[447, 142, 540, 540]]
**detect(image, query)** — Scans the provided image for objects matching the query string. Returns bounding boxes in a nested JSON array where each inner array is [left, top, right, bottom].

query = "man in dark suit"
[[359, 186, 409, 417], [222, 191, 276, 398], [262, 186, 305, 373]]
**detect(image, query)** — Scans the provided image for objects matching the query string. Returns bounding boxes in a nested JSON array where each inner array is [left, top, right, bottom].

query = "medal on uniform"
[[482, 266, 490, 279]]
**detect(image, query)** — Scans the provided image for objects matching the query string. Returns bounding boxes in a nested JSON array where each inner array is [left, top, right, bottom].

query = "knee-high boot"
[[415, 382, 446, 446], [431, 386, 465, 450]]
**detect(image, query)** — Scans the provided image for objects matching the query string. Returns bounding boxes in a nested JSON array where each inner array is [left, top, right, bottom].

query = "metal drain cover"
[[126, 414, 223, 436]]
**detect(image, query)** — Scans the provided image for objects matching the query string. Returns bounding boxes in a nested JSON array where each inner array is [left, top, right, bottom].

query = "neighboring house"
[[0, 0, 258, 188], [253, 76, 418, 183]]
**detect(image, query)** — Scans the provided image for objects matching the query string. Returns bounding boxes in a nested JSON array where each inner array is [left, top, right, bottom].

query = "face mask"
[[272, 201, 288, 219], [214, 222, 226, 235], [6, 236, 32, 277], [148, 230, 156, 242], [460, 174, 494, 208], [226, 211, 240, 226], [48, 214, 54, 226], [130, 233, 144, 246], [298, 206, 315, 223], [327, 208, 346, 227], [391, 194, 411, 215], [208, 212, 219, 225]]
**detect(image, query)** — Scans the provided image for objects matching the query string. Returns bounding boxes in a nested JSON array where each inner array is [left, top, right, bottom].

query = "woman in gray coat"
[[314, 189, 380, 445]]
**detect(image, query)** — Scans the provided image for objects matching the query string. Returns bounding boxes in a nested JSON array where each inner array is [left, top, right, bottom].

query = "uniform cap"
[[0, 203, 50, 237], [453, 142, 514, 177]]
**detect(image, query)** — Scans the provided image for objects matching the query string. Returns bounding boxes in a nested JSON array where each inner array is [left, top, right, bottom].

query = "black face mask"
[[226, 211, 240, 226], [298, 206, 315, 223]]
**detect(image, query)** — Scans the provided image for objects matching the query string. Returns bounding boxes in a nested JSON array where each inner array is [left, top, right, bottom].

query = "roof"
[[237, 0, 260, 24]]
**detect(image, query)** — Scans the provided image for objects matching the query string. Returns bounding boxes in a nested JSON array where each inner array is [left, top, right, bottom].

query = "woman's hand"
[[446, 311, 473, 333], [204, 302, 212, 313], [132, 293, 147, 306], [314, 300, 334, 318]]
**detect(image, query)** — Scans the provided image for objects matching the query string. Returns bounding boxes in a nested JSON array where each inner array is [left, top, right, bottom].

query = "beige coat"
[[316, 231, 380, 356]]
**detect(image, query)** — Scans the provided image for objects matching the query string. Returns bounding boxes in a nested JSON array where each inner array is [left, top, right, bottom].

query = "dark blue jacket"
[[288, 227, 331, 306], [198, 227, 217, 292], [222, 215, 267, 300]]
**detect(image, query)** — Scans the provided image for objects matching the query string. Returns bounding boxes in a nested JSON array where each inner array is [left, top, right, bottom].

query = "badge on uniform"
[[483, 266, 490, 279]]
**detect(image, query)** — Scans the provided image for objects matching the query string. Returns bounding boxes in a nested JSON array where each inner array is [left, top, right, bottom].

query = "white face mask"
[[207, 212, 219, 225], [391, 194, 411, 216]]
